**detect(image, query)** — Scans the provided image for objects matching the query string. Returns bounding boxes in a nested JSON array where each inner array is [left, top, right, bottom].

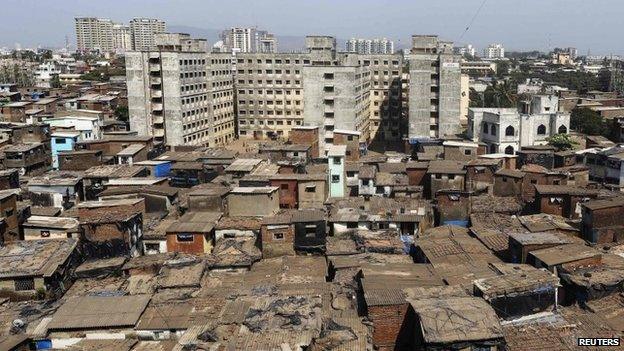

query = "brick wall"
[[261, 224, 295, 258], [166, 233, 206, 254], [493, 175, 522, 197], [270, 179, 298, 209], [369, 303, 412, 350], [333, 132, 360, 161], [289, 128, 319, 158], [406, 168, 427, 186]]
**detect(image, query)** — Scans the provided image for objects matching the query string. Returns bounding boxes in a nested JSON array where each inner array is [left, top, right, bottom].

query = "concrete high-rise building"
[[126, 33, 235, 147], [484, 43, 505, 59], [130, 18, 166, 51], [75, 17, 114, 52], [112, 24, 132, 52], [346, 38, 394, 54], [234, 35, 403, 152], [455, 44, 476, 57], [408, 35, 462, 139], [221, 27, 277, 53]]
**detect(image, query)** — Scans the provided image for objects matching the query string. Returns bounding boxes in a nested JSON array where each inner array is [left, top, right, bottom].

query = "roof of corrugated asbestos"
[[48, 294, 150, 331]]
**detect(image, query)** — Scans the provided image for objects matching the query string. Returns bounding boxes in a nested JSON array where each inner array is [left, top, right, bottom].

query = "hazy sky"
[[1, 0, 621, 54]]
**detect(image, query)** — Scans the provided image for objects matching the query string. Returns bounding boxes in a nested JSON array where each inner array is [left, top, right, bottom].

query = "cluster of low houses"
[[1, 110, 624, 349]]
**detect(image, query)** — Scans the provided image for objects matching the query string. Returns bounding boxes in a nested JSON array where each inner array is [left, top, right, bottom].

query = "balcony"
[[149, 76, 162, 85], [154, 129, 165, 138], [324, 131, 334, 139], [153, 116, 164, 124], [149, 63, 160, 72], [152, 103, 163, 111], [151, 90, 162, 98]]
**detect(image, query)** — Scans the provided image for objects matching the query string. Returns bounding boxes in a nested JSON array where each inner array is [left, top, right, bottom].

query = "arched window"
[[491, 125, 497, 136], [558, 125, 567, 134], [537, 124, 546, 135], [482, 123, 489, 134], [505, 146, 515, 155], [489, 144, 497, 154], [505, 126, 515, 136]]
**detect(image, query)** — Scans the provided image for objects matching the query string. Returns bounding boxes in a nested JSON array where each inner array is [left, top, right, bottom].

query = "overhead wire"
[[458, 0, 488, 43]]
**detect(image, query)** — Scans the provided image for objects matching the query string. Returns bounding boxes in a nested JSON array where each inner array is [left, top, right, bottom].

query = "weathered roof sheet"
[[409, 297, 504, 344], [48, 294, 151, 331], [0, 239, 77, 279]]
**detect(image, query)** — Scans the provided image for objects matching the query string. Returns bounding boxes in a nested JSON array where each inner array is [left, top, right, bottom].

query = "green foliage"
[[547, 133, 578, 151], [80, 66, 126, 82], [469, 88, 484, 108], [50, 75, 61, 88], [115, 106, 129, 122], [483, 80, 517, 108], [495, 60, 510, 78], [509, 70, 600, 92], [570, 108, 610, 136]]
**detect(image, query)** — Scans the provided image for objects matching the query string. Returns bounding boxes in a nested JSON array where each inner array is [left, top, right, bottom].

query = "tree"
[[570, 107, 609, 135], [50, 75, 61, 88], [114, 106, 129, 122], [468, 88, 484, 107], [547, 133, 578, 151], [483, 80, 517, 108]]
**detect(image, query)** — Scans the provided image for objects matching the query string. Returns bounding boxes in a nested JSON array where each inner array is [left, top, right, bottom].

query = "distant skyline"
[[1, 0, 622, 55]]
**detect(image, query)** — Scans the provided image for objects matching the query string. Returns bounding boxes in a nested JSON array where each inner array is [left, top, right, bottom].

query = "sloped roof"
[[48, 295, 150, 331], [409, 297, 503, 344]]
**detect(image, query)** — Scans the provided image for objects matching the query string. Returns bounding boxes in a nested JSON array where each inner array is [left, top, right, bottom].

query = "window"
[[176, 233, 194, 242], [537, 125, 546, 135], [505, 126, 515, 136], [323, 73, 334, 79], [482, 123, 489, 134], [347, 135, 354, 141], [347, 222, 358, 229], [273, 232, 284, 240], [331, 175, 340, 183], [56, 138, 67, 144], [14, 278, 35, 291], [464, 149, 472, 155], [333, 157, 341, 165], [435, 174, 442, 179], [304, 225, 316, 238], [305, 185, 316, 193], [491, 125, 497, 136], [504, 146, 514, 155], [40, 230, 50, 238], [558, 125, 567, 134], [530, 179, 537, 184]]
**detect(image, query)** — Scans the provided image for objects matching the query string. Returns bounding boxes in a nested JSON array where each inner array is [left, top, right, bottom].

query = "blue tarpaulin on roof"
[[442, 220, 469, 227]]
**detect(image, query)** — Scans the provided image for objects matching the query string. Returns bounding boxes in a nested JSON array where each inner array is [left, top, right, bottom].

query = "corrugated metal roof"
[[48, 295, 151, 331]]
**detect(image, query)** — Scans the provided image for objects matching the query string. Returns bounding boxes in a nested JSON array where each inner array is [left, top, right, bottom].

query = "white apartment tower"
[[126, 33, 235, 147], [221, 27, 277, 53], [346, 38, 394, 54], [112, 24, 132, 52], [75, 17, 114, 52], [130, 18, 166, 51], [484, 44, 505, 59]]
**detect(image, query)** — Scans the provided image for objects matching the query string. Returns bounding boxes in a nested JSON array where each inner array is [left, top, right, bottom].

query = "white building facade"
[[467, 95, 570, 154], [484, 44, 505, 59]]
